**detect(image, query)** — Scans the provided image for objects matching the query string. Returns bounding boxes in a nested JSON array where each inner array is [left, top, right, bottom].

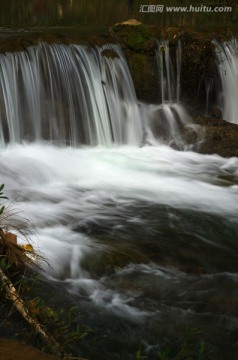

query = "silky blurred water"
[[0, 12, 238, 356], [1, 143, 238, 358]]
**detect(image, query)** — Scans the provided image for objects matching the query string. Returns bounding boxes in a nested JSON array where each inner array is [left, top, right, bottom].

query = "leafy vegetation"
[[136, 328, 211, 360], [0, 184, 8, 216], [0, 184, 88, 359]]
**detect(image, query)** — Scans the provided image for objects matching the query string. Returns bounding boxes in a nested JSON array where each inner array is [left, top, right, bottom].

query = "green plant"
[[0, 184, 8, 215], [136, 349, 148, 360], [157, 347, 170, 360], [198, 341, 206, 360], [156, 328, 209, 360], [26, 297, 89, 358]]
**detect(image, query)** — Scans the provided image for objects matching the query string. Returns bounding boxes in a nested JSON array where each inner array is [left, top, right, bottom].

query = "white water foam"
[[1, 142, 238, 318], [1, 143, 238, 245]]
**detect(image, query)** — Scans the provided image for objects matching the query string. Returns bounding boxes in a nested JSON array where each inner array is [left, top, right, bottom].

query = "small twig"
[[0, 267, 69, 359]]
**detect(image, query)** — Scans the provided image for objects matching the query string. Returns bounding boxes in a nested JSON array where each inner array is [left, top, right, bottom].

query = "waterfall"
[[1, 37, 238, 360], [0, 43, 143, 147], [156, 39, 182, 103], [204, 77, 213, 115], [213, 39, 238, 124], [157, 40, 173, 103], [0, 40, 195, 150], [148, 40, 193, 149], [176, 39, 182, 102]]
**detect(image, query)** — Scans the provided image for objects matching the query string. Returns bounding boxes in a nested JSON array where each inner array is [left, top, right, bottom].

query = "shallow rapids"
[[1, 143, 238, 358]]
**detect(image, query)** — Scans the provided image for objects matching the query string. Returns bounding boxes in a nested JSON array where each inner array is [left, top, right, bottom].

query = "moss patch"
[[110, 23, 155, 53], [125, 51, 158, 102]]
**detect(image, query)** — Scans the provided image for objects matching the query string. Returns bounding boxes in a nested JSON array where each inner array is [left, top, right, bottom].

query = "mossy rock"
[[125, 51, 158, 102], [194, 115, 238, 157], [110, 21, 155, 53], [80, 243, 149, 277]]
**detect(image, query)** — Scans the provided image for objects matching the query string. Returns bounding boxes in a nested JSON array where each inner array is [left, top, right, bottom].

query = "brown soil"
[[0, 338, 58, 360]]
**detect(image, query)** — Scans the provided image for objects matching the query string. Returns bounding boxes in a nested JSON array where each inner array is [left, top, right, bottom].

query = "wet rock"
[[125, 50, 158, 102], [180, 40, 216, 111], [110, 20, 156, 53], [209, 106, 223, 119], [109, 21, 159, 101], [101, 48, 119, 59], [109, 24, 238, 105], [80, 245, 149, 277], [193, 115, 238, 157]]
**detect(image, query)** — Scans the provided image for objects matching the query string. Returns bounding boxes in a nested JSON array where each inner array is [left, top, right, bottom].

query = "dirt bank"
[[0, 338, 58, 360]]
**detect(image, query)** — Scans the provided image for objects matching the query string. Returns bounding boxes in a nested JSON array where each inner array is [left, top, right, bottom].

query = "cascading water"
[[0, 43, 143, 146], [213, 38, 238, 124], [0, 41, 195, 149], [144, 40, 194, 149], [157, 40, 181, 103], [1, 40, 238, 360]]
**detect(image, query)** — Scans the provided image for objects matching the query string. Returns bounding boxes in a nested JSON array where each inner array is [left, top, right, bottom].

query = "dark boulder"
[[193, 115, 238, 157]]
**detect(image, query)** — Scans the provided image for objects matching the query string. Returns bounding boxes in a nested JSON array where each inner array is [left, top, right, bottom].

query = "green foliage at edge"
[[0, 184, 88, 359], [0, 184, 8, 216]]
